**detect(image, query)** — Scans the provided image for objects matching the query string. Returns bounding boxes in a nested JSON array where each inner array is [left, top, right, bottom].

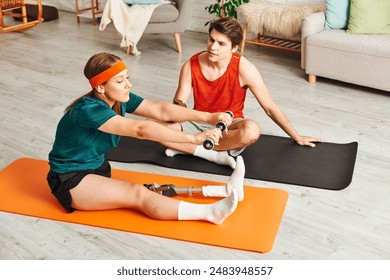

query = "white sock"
[[177, 190, 238, 224], [194, 145, 236, 169], [201, 156, 245, 201], [165, 148, 185, 157], [226, 156, 245, 201]]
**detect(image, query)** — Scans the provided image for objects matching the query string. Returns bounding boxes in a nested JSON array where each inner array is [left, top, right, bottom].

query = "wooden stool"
[[75, 0, 103, 25]]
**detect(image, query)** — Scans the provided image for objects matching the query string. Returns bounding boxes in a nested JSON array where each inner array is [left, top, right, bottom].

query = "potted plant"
[[205, 0, 251, 25]]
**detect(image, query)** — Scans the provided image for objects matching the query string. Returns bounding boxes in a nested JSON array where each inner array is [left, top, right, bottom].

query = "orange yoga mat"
[[0, 158, 288, 253]]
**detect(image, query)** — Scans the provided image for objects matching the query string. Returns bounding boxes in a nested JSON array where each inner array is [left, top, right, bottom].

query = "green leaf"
[[232, 0, 240, 7], [225, 2, 233, 14], [204, 0, 252, 25]]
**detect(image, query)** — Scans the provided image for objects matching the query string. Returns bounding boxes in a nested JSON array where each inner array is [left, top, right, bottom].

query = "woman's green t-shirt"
[[49, 93, 143, 173]]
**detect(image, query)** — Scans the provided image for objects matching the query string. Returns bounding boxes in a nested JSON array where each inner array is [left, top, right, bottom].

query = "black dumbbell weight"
[[203, 111, 234, 150]]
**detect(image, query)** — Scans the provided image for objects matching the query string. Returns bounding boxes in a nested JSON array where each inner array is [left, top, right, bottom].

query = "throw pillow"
[[347, 0, 390, 34], [324, 0, 351, 30], [123, 0, 161, 4]]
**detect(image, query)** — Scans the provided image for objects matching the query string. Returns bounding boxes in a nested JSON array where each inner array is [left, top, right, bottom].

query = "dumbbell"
[[203, 111, 234, 150]]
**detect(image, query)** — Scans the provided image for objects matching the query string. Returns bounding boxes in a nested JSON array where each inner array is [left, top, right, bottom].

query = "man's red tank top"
[[191, 52, 247, 119]]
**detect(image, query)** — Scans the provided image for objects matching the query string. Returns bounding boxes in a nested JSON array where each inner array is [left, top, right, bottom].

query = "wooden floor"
[[1, 11, 389, 260]]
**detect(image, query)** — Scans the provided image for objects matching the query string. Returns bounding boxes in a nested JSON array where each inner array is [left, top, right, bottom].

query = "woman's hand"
[[207, 111, 233, 127], [193, 128, 223, 145]]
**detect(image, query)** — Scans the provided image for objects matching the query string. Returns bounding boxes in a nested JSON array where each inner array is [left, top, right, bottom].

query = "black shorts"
[[47, 159, 111, 213]]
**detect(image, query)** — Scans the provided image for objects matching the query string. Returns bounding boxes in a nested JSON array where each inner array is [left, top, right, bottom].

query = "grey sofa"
[[301, 12, 390, 92]]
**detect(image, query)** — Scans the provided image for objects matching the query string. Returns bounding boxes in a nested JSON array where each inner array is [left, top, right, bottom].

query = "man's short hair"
[[208, 17, 243, 48]]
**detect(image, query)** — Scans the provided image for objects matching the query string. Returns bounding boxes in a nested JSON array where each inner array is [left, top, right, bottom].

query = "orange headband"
[[88, 61, 127, 88]]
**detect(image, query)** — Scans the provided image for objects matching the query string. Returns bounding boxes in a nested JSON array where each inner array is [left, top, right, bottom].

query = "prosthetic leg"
[[143, 155, 245, 201], [143, 183, 202, 197], [143, 183, 237, 199]]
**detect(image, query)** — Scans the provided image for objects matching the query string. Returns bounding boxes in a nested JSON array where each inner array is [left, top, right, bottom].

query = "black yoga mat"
[[106, 135, 358, 190]]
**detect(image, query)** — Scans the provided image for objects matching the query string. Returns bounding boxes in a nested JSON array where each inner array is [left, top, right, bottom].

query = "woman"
[[47, 53, 244, 225]]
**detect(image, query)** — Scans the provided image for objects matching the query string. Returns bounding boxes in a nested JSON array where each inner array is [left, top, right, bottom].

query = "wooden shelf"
[[245, 35, 301, 53]]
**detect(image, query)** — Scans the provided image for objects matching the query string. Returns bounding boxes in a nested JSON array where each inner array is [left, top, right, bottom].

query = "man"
[[161, 17, 321, 169]]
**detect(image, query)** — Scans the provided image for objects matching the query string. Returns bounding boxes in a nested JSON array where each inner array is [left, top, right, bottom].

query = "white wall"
[[189, 0, 326, 33]]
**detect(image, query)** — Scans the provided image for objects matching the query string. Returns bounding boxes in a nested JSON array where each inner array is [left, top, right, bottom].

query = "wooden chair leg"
[[21, 5, 28, 24], [241, 22, 248, 55], [91, 0, 96, 25], [174, 32, 182, 53], [308, 74, 317, 83], [0, 10, 3, 31], [75, 0, 80, 23], [126, 46, 131, 56]]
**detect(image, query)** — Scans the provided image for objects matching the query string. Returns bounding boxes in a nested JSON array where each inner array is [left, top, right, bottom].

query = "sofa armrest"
[[301, 12, 326, 69]]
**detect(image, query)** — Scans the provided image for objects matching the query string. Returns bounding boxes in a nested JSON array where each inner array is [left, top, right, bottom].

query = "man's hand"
[[295, 136, 322, 147]]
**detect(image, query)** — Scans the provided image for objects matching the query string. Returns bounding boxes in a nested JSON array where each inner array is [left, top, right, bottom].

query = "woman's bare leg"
[[70, 175, 238, 224], [70, 175, 179, 220]]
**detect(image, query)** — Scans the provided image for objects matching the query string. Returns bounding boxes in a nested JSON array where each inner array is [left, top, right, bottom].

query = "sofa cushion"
[[306, 29, 390, 92], [347, 0, 390, 34], [308, 29, 390, 58], [150, 3, 179, 23], [324, 0, 351, 30]]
